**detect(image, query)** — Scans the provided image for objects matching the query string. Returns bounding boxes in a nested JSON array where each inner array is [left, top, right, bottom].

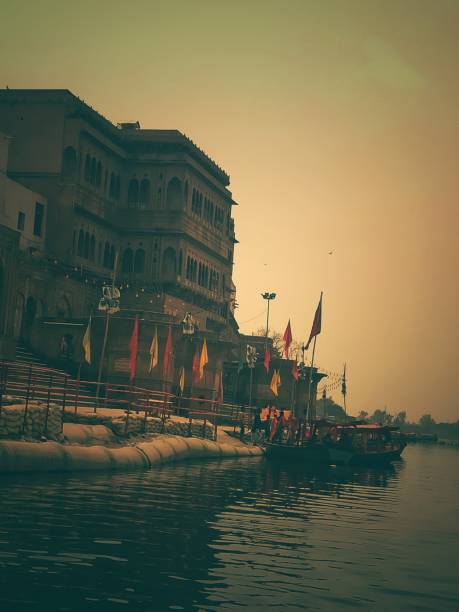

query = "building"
[[0, 89, 239, 396]]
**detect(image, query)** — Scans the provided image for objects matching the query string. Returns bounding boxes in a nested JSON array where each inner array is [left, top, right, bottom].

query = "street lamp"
[[261, 292, 276, 343]]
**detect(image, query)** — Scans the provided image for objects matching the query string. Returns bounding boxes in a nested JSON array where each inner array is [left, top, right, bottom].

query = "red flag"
[[192, 343, 200, 382], [264, 347, 271, 372], [305, 293, 322, 350], [283, 319, 292, 358], [129, 316, 139, 382], [163, 324, 173, 377], [292, 361, 299, 381]]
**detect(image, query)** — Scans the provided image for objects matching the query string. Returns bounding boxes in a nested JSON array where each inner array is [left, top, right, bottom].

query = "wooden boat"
[[324, 424, 406, 466], [264, 423, 406, 466], [264, 440, 329, 463]]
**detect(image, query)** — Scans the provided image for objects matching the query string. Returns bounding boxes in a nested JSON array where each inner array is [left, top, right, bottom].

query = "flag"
[[264, 347, 271, 372], [178, 366, 185, 395], [270, 369, 279, 396], [163, 324, 173, 377], [129, 316, 139, 382], [149, 326, 158, 372], [283, 319, 292, 358], [341, 363, 347, 396], [199, 338, 208, 380], [192, 343, 200, 383], [292, 361, 299, 381], [305, 292, 322, 350], [277, 369, 281, 388], [215, 370, 224, 404], [82, 316, 91, 365]]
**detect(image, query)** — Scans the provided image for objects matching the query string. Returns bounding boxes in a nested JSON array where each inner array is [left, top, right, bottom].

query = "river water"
[[0, 444, 458, 611]]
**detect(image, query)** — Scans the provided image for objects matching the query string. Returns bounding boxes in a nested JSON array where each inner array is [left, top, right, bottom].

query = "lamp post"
[[261, 292, 276, 346]]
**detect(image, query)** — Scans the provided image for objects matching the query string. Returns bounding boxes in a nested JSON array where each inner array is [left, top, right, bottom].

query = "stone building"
[[0, 89, 239, 397]]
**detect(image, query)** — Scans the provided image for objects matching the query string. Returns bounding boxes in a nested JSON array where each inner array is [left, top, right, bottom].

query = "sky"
[[2, 0, 459, 421]]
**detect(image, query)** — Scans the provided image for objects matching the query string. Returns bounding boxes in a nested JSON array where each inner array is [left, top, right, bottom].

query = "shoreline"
[[0, 431, 264, 475]]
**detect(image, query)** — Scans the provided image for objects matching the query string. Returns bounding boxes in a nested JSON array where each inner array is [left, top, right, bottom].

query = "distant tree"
[[419, 414, 436, 430], [254, 327, 301, 359], [393, 411, 407, 426], [357, 410, 368, 421], [316, 397, 346, 421], [370, 409, 387, 424]]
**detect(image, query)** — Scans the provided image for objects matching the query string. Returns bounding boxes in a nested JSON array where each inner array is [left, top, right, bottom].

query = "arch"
[[62, 146, 77, 179], [139, 179, 150, 207], [115, 176, 121, 200], [184, 181, 189, 204], [77, 229, 84, 256], [90, 157, 97, 185], [166, 177, 182, 209], [84, 232, 90, 259], [13, 293, 25, 338], [122, 248, 133, 273], [110, 245, 116, 270], [128, 178, 139, 206], [96, 161, 102, 187], [103, 242, 110, 268], [161, 247, 177, 281], [89, 234, 96, 261], [109, 173, 115, 198], [84, 154, 91, 181], [98, 241, 102, 264], [134, 248, 145, 273], [56, 295, 71, 319], [178, 249, 183, 276]]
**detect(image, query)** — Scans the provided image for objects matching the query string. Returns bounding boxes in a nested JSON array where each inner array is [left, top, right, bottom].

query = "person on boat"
[[272, 410, 285, 444], [251, 409, 263, 443], [264, 414, 272, 440]]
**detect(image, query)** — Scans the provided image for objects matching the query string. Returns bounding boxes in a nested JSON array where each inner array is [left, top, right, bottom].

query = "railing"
[[0, 360, 252, 439]]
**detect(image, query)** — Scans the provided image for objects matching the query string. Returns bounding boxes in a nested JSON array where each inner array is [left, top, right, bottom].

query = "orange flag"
[[163, 325, 173, 377], [283, 319, 292, 358]]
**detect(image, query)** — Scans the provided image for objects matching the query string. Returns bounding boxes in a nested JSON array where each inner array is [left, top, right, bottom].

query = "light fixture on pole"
[[261, 292, 276, 344]]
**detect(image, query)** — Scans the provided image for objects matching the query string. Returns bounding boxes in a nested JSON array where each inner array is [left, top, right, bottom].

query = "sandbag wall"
[[0, 397, 62, 441]]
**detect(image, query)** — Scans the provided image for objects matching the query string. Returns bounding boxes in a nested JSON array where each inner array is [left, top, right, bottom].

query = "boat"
[[264, 422, 406, 466], [323, 423, 406, 466]]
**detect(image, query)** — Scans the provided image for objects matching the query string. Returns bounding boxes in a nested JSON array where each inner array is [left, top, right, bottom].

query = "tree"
[[419, 414, 436, 430], [316, 397, 346, 421], [393, 411, 406, 426], [357, 410, 368, 421]]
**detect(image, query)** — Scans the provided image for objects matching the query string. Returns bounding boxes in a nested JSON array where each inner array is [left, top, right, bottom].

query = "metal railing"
[[0, 360, 252, 439]]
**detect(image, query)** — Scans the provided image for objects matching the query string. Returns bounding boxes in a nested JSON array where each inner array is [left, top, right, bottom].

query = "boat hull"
[[264, 442, 329, 464], [328, 446, 406, 466]]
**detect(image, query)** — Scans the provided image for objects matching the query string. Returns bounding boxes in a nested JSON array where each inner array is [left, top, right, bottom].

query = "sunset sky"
[[2, 0, 458, 421]]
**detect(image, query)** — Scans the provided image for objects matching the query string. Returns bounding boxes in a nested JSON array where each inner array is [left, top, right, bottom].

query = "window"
[[33, 203, 44, 237], [17, 211, 25, 231], [134, 249, 145, 273]]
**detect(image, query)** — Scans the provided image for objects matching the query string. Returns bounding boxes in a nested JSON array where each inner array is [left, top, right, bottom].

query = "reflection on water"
[[0, 445, 458, 611]]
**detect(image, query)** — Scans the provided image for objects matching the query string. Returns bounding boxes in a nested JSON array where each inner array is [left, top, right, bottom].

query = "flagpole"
[[306, 335, 317, 424], [95, 252, 119, 407]]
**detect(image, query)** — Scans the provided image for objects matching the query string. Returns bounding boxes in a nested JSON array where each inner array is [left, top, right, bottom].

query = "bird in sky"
[[328, 251, 334, 255]]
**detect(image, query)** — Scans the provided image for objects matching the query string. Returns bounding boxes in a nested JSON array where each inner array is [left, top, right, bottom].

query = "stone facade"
[[0, 89, 239, 396]]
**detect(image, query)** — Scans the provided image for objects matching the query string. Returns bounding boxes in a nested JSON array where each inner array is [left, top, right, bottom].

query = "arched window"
[[62, 146, 77, 179], [110, 245, 116, 270], [115, 176, 121, 200], [166, 177, 182, 209], [56, 295, 71, 319], [198, 262, 203, 286], [90, 157, 97, 185], [134, 249, 145, 273], [178, 250, 183, 276], [122, 248, 133, 273], [90, 235, 96, 261], [109, 173, 115, 198], [84, 232, 90, 259], [161, 247, 177, 281], [77, 229, 84, 256], [184, 181, 189, 204], [139, 179, 150, 207], [103, 242, 110, 268], [128, 179, 138, 206], [84, 155, 91, 182], [96, 161, 102, 187], [186, 256, 191, 280], [98, 242, 102, 263]]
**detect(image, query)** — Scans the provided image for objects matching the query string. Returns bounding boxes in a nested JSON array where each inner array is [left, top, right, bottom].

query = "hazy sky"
[[2, 0, 459, 421]]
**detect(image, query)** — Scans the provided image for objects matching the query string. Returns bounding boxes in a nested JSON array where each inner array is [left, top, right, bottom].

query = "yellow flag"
[[178, 366, 185, 394], [149, 326, 158, 372], [199, 338, 208, 380], [82, 317, 91, 365], [270, 369, 279, 396]]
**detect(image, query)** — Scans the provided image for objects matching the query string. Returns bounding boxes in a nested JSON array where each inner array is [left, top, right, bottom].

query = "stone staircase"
[[2, 341, 98, 410]]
